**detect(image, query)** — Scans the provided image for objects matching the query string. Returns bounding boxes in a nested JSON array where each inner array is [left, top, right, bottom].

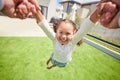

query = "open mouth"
[[59, 39, 68, 44]]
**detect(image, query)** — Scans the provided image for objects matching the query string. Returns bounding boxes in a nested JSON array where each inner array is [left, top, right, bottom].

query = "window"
[[67, 2, 73, 13], [40, 5, 48, 19]]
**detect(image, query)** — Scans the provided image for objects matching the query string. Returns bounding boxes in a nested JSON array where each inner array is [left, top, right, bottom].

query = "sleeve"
[[72, 17, 95, 45], [38, 17, 55, 40], [0, 0, 4, 11]]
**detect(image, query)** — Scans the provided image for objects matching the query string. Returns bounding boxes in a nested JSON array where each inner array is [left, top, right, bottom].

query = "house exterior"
[[60, 0, 100, 19], [60, 0, 120, 42], [37, 0, 57, 22]]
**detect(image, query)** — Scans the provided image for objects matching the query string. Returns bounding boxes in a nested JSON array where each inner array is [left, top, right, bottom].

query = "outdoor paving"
[[0, 16, 46, 37]]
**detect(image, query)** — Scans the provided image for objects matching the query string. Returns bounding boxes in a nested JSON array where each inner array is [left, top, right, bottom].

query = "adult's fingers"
[[30, 3, 37, 14], [15, 9, 27, 19], [100, 10, 119, 28], [107, 11, 120, 28], [19, 4, 29, 18], [111, 0, 120, 7], [104, 2, 117, 12], [100, 12, 112, 26], [28, 0, 41, 10], [96, 2, 106, 16], [100, 0, 110, 3], [15, 6, 26, 18]]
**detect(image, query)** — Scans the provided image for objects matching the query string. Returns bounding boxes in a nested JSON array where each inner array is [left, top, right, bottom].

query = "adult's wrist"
[[0, 0, 4, 11]]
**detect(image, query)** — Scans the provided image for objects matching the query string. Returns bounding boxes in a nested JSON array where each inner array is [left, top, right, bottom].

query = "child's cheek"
[[69, 35, 74, 41]]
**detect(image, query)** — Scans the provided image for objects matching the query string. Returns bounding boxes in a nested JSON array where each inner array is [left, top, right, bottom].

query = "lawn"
[[0, 37, 120, 80]]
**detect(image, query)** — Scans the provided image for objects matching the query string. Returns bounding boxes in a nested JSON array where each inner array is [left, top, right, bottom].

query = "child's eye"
[[59, 32, 63, 34], [66, 32, 70, 35]]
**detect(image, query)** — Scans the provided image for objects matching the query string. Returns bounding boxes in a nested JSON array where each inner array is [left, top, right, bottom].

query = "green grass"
[[0, 37, 120, 80]]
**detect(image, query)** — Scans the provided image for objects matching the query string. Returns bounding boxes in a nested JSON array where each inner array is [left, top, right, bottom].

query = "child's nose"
[[61, 34, 66, 39]]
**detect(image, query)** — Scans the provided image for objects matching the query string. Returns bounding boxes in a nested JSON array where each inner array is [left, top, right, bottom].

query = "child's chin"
[[60, 42, 68, 45]]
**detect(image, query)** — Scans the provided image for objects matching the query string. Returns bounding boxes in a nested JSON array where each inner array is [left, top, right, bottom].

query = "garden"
[[0, 37, 120, 80]]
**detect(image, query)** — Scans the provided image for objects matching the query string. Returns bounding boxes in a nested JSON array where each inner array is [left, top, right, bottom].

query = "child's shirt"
[[38, 17, 95, 63]]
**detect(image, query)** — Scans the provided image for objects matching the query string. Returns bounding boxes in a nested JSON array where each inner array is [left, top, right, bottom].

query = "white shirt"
[[38, 18, 95, 63]]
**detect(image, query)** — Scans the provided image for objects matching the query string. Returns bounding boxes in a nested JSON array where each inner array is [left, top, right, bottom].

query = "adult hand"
[[99, 0, 120, 28], [91, 0, 120, 29], [97, 2, 118, 27], [1, 0, 16, 18], [1, 0, 40, 19], [15, 0, 40, 19], [101, 0, 120, 7]]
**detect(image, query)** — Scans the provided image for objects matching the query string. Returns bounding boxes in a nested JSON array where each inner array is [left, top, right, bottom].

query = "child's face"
[[56, 22, 75, 45]]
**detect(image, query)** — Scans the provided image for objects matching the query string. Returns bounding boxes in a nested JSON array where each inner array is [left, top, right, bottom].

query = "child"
[[16, 3, 96, 69], [46, 18, 84, 69], [32, 10, 95, 69]]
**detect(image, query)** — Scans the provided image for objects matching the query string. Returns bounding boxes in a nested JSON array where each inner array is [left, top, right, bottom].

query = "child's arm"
[[15, 2, 55, 40], [34, 11, 43, 23], [34, 11, 55, 40], [72, 17, 95, 45], [89, 9, 100, 23]]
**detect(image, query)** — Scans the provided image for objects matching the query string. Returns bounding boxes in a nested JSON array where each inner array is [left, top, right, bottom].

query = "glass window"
[[40, 5, 48, 19], [66, 2, 73, 13]]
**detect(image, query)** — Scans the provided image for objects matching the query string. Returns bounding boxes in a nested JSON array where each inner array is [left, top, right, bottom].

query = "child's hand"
[[33, 11, 43, 23], [15, 2, 43, 23]]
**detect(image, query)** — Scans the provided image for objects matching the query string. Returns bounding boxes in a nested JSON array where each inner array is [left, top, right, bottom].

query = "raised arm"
[[72, 17, 95, 45], [34, 11, 55, 40]]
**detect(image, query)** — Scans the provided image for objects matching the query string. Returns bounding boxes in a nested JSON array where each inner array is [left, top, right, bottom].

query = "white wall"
[[37, 0, 50, 6], [47, 0, 57, 22], [37, 0, 57, 22]]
